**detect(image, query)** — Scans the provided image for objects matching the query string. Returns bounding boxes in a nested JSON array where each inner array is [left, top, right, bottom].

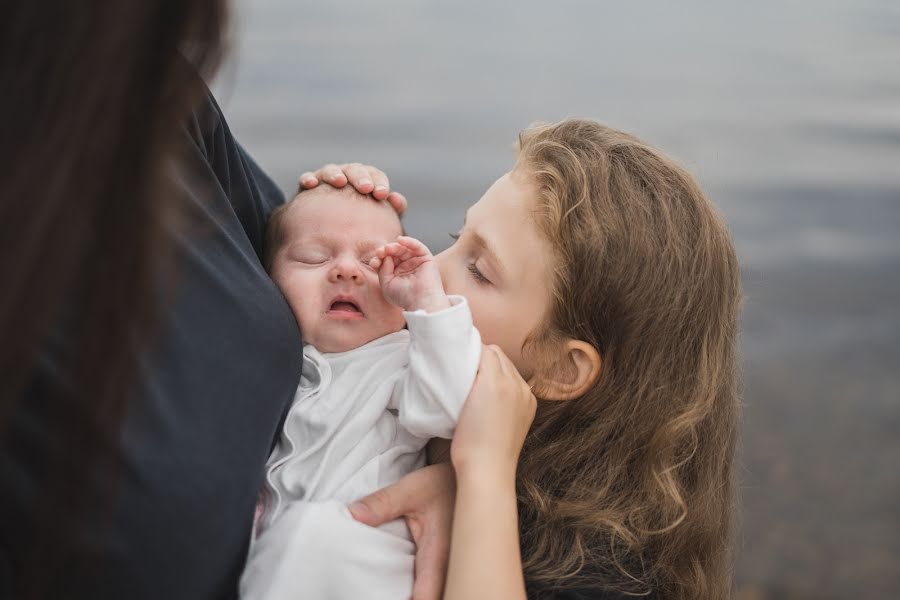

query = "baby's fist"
[[370, 236, 450, 313]]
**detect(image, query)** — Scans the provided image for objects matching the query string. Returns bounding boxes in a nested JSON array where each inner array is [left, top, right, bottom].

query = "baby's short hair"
[[264, 200, 295, 272]]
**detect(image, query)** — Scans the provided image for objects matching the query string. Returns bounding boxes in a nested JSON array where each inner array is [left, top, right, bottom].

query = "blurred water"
[[215, 1, 900, 597]]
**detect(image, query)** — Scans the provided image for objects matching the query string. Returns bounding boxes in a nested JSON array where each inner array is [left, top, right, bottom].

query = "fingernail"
[[348, 501, 370, 521], [374, 185, 388, 194], [359, 178, 373, 187]]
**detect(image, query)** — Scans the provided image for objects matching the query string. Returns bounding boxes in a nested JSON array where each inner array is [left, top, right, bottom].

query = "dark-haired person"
[[0, 3, 452, 599]]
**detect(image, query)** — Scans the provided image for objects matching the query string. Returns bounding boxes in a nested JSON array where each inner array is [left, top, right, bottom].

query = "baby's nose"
[[329, 257, 364, 284]]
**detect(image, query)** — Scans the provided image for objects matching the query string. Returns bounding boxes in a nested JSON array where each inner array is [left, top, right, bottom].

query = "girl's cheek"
[[468, 299, 491, 343]]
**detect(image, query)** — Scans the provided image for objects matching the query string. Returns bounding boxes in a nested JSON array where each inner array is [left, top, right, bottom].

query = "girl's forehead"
[[470, 171, 534, 220], [470, 172, 553, 281]]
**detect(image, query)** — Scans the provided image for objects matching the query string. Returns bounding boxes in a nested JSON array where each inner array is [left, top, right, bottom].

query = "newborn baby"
[[240, 186, 481, 599]]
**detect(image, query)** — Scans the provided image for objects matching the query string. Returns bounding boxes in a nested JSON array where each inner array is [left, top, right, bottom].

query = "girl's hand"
[[370, 236, 450, 313], [451, 345, 537, 479], [297, 162, 407, 215]]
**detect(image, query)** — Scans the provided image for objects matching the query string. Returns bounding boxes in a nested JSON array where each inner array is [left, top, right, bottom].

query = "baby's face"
[[269, 188, 406, 353]]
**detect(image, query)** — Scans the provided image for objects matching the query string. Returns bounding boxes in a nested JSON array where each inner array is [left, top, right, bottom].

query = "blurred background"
[[214, 1, 900, 598]]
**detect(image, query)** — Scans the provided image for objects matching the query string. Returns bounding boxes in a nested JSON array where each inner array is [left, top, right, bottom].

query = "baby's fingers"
[[381, 242, 414, 262], [395, 236, 432, 258], [379, 255, 395, 278], [372, 245, 392, 261]]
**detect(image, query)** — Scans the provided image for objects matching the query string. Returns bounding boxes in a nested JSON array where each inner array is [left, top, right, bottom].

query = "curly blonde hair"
[[515, 119, 741, 600]]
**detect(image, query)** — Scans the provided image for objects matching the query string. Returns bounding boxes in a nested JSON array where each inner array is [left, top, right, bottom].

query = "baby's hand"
[[370, 236, 451, 313]]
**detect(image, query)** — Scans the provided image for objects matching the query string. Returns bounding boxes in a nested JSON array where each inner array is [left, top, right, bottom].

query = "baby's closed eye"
[[360, 252, 378, 271], [293, 248, 330, 264]]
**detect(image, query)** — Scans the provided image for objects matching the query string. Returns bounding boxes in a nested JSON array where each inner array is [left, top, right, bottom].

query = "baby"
[[239, 185, 481, 599]]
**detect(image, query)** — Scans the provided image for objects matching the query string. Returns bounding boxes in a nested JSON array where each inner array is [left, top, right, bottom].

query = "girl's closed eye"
[[449, 232, 491, 285], [467, 262, 490, 285]]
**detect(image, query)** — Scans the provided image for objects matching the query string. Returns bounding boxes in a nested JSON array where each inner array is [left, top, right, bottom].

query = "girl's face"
[[435, 170, 555, 380]]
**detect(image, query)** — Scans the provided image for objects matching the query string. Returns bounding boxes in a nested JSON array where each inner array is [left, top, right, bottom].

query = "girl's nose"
[[434, 249, 449, 282]]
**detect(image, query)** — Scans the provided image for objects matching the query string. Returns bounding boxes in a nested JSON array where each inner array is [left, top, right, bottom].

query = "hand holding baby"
[[370, 236, 451, 314]]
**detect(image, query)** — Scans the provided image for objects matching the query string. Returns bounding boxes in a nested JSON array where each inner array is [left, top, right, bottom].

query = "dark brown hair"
[[515, 120, 741, 600], [1, 2, 228, 595]]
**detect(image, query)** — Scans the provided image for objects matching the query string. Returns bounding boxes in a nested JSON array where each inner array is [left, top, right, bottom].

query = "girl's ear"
[[530, 339, 602, 401]]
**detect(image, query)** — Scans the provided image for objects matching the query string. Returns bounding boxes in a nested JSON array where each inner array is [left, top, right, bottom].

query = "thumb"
[[410, 524, 450, 600], [349, 481, 408, 527]]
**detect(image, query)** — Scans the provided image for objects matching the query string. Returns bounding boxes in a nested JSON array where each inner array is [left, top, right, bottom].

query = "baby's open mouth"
[[329, 300, 361, 314]]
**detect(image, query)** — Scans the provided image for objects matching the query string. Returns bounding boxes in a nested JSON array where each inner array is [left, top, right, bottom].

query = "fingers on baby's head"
[[294, 181, 362, 202], [291, 184, 404, 247], [294, 184, 400, 221]]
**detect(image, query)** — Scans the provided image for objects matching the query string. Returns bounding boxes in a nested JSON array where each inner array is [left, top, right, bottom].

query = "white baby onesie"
[[240, 295, 481, 600]]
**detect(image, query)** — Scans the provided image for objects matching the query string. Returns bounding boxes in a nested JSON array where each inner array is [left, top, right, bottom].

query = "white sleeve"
[[388, 295, 481, 439]]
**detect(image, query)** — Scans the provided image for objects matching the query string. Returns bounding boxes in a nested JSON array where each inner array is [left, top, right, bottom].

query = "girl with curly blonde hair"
[[438, 118, 740, 600]]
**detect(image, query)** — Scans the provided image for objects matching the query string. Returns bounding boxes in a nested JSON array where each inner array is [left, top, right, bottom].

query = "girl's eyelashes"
[[446, 231, 490, 284], [467, 262, 490, 285]]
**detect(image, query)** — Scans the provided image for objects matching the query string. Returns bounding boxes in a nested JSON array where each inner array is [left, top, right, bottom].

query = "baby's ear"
[[531, 340, 602, 401]]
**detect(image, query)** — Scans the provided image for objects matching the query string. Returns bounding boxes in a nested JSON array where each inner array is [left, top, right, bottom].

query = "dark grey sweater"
[[0, 86, 302, 599]]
